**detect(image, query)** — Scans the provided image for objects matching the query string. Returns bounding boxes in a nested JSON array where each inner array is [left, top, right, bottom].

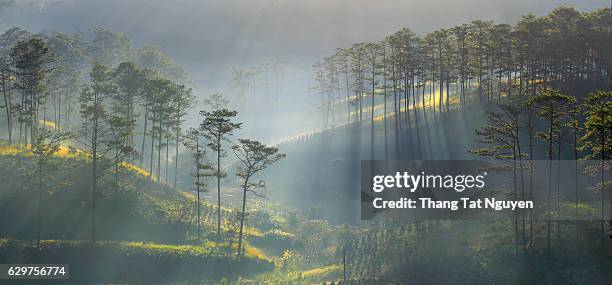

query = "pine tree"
[[579, 91, 611, 245], [78, 63, 133, 243], [529, 89, 576, 249], [31, 126, 71, 248], [11, 37, 56, 145], [183, 127, 213, 243], [199, 109, 242, 242], [232, 139, 284, 256]]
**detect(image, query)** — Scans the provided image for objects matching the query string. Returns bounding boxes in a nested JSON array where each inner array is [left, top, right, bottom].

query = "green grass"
[[0, 140, 346, 283], [0, 239, 274, 284]]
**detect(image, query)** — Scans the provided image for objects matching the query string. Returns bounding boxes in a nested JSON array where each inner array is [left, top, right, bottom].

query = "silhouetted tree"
[[31, 126, 71, 248], [11, 37, 56, 145], [78, 63, 132, 243], [580, 90, 611, 245], [232, 139, 284, 256], [199, 109, 242, 241], [529, 89, 576, 249], [183, 127, 213, 243]]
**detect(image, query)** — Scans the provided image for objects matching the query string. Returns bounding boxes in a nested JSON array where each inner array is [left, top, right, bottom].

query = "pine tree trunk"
[[195, 137, 201, 243], [140, 104, 149, 166], [174, 128, 180, 189], [237, 176, 250, 256], [217, 142, 222, 242]]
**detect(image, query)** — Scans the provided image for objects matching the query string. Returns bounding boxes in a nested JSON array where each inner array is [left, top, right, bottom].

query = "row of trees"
[[313, 6, 610, 157], [1, 35, 193, 180], [313, 5, 611, 274], [1, 27, 190, 178], [0, 33, 193, 246], [78, 61, 194, 242]]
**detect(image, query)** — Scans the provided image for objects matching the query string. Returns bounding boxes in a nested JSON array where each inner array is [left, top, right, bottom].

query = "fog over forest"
[[1, 0, 605, 142], [0, 1, 610, 284], [2, 0, 603, 80]]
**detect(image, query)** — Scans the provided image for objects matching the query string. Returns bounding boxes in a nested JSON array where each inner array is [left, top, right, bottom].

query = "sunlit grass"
[[342, 87, 517, 126], [202, 240, 271, 262], [347, 88, 461, 121], [245, 245, 269, 261], [119, 161, 151, 177], [0, 143, 32, 156], [264, 229, 295, 239], [0, 238, 271, 263], [302, 264, 340, 279], [38, 120, 57, 129], [0, 140, 150, 178], [371, 94, 462, 123], [2, 120, 151, 177], [178, 190, 270, 239], [107, 240, 213, 256]]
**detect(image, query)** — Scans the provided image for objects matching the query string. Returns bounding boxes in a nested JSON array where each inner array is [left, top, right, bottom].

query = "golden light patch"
[[119, 161, 152, 177], [38, 120, 57, 129]]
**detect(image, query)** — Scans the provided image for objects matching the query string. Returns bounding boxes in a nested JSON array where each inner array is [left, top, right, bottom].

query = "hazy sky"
[[0, 0, 607, 85]]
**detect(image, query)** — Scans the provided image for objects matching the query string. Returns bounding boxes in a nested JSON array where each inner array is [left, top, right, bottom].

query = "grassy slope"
[[0, 142, 358, 283], [0, 239, 273, 284], [0, 141, 296, 283]]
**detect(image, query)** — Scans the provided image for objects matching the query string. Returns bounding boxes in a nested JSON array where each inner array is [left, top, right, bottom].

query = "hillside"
[[0, 142, 295, 283]]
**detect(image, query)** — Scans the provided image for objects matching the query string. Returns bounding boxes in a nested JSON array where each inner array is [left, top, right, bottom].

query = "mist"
[[1, 0, 606, 144], [1, 0, 604, 86], [1, 1, 611, 283]]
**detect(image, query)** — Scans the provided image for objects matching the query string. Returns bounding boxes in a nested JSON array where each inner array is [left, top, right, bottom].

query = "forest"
[[0, 2, 611, 285]]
